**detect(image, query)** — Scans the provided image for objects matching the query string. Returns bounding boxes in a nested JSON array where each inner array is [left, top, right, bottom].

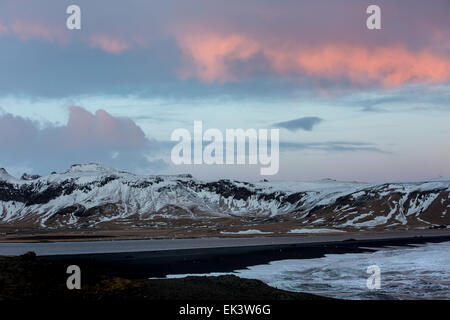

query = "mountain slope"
[[0, 164, 449, 231]]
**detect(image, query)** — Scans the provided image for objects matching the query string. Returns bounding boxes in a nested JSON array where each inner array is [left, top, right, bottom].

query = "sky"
[[0, 0, 449, 182]]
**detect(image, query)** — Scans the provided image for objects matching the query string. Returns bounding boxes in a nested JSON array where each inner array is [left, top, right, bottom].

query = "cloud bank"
[[0, 0, 449, 97], [0, 107, 167, 175]]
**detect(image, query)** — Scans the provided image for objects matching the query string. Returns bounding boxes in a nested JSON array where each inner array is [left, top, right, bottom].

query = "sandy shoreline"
[[0, 229, 449, 256], [0, 226, 448, 243]]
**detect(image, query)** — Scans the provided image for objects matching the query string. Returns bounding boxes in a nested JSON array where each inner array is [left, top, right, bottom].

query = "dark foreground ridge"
[[0, 252, 328, 301]]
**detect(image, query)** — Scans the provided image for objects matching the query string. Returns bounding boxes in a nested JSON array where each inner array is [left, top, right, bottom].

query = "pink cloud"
[[3, 20, 130, 54], [177, 32, 450, 87], [56, 106, 148, 150], [10, 21, 65, 42], [0, 107, 149, 153], [268, 45, 450, 86], [88, 35, 129, 54], [178, 33, 260, 82], [0, 23, 8, 35], [0, 113, 38, 148], [0, 107, 162, 173]]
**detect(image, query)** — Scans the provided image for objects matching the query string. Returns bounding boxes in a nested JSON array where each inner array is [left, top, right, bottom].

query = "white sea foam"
[[167, 241, 450, 300]]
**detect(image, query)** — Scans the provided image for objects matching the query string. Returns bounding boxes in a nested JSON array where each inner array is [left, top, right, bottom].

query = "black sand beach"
[[0, 251, 328, 301], [37, 231, 450, 278]]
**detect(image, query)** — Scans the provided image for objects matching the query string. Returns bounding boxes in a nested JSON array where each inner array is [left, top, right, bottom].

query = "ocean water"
[[167, 241, 450, 300]]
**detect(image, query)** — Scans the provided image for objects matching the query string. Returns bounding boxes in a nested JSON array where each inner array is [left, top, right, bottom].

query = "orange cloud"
[[177, 33, 450, 86], [88, 35, 129, 54]]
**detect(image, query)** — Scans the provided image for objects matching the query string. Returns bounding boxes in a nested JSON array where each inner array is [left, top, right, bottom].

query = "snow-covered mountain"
[[0, 164, 449, 230]]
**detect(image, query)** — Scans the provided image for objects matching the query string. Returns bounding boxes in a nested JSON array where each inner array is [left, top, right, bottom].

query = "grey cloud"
[[338, 85, 450, 113], [280, 141, 388, 153], [273, 117, 323, 131]]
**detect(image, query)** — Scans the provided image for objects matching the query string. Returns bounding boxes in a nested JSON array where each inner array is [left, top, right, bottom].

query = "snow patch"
[[288, 228, 345, 234], [220, 229, 273, 235]]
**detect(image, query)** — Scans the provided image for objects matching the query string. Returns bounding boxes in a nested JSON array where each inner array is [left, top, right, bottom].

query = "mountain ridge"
[[0, 164, 448, 232]]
